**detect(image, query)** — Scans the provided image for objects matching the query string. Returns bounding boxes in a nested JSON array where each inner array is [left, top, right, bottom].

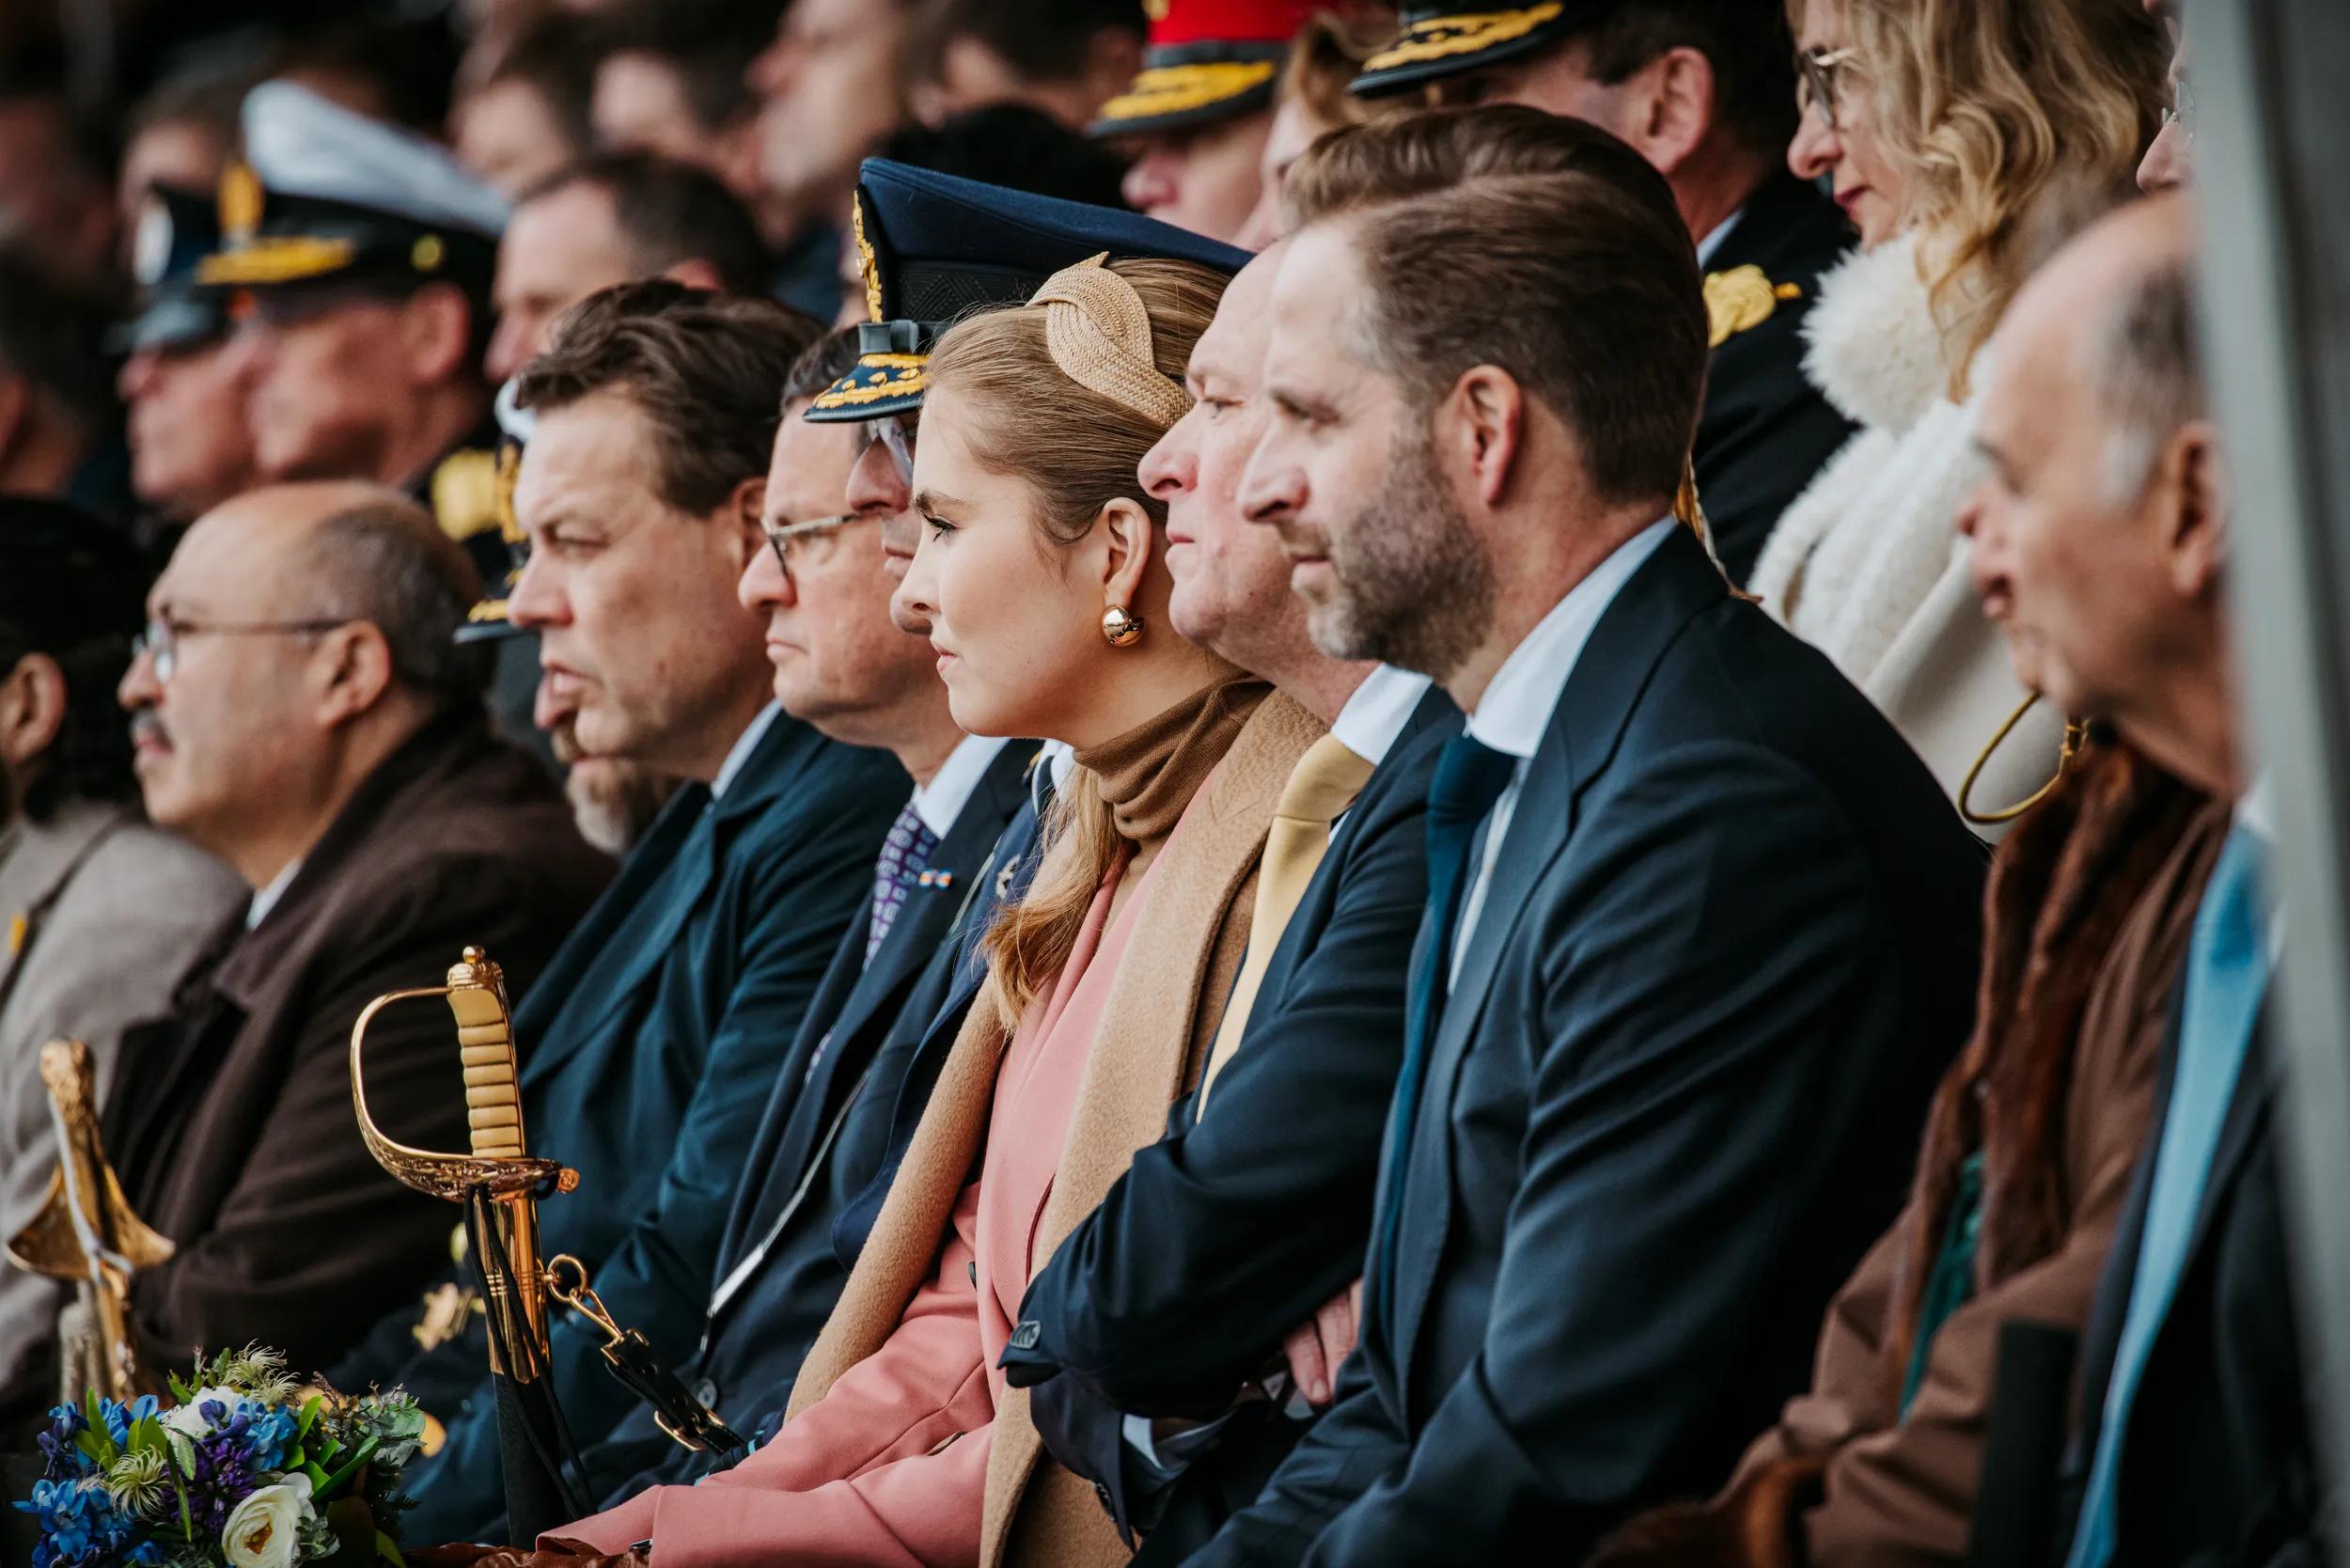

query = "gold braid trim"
[[1362, 3, 1565, 72], [811, 356, 929, 410], [1674, 455, 1759, 603], [1096, 60, 1278, 123], [196, 235, 358, 286]]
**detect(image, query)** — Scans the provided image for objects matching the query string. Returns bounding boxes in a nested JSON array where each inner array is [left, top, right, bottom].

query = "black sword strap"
[[545, 1255, 748, 1457]]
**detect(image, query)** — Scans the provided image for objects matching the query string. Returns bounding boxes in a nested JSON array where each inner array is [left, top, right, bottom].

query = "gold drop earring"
[[1101, 604, 1144, 647]]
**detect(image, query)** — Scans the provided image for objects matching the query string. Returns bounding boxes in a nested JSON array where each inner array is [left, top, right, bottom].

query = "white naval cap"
[[240, 82, 510, 240]]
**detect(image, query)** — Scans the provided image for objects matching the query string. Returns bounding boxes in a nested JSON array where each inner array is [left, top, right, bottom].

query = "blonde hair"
[[1280, 8, 1399, 132], [1805, 0, 2166, 396], [923, 256, 1227, 1020]]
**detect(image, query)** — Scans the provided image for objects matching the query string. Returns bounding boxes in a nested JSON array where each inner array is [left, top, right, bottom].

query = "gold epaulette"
[[1703, 264, 1806, 349], [431, 447, 502, 542]]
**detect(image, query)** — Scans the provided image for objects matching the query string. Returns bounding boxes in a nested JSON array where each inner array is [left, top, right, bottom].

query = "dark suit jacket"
[[581, 758, 1053, 1511], [104, 709, 609, 1381], [2046, 999, 2323, 1568], [1186, 527, 1987, 1567], [1002, 689, 1458, 1558], [390, 712, 908, 1541], [1697, 171, 1858, 585]]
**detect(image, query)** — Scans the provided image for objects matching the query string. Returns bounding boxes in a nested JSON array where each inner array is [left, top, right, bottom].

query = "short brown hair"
[[516, 280, 822, 514], [782, 325, 865, 410], [1290, 108, 1707, 510]]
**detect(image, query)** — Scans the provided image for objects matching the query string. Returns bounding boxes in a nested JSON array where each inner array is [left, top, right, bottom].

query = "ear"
[[1097, 494, 1157, 613], [718, 475, 767, 568], [2160, 418, 2229, 602], [663, 257, 725, 292], [308, 622, 398, 729], [0, 652, 67, 776], [402, 282, 477, 385], [1634, 45, 1716, 179], [1446, 366, 1525, 509]]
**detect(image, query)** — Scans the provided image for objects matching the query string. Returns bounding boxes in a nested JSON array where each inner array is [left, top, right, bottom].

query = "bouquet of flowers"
[[18, 1346, 429, 1568]]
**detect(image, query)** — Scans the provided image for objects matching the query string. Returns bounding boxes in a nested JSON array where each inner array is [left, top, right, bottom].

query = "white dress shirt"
[[1331, 665, 1435, 776], [711, 701, 783, 801], [912, 733, 1011, 839], [1697, 208, 1746, 269], [245, 857, 303, 930], [1451, 519, 1676, 981]]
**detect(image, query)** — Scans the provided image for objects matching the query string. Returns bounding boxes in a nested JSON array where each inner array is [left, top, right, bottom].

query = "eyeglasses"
[[1796, 46, 1859, 133], [761, 514, 857, 586], [2162, 73, 2197, 145], [857, 415, 916, 485], [132, 615, 352, 684]]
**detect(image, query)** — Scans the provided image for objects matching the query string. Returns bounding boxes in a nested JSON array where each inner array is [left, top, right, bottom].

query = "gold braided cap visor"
[[1094, 60, 1280, 127], [1361, 3, 1567, 72], [1029, 255, 1194, 429]]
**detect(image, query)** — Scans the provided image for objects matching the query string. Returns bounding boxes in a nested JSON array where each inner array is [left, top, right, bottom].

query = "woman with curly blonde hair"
[[1746, 0, 2165, 831]]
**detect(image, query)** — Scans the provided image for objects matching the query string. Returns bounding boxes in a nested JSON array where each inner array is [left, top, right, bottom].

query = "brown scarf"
[[1075, 672, 1267, 845]]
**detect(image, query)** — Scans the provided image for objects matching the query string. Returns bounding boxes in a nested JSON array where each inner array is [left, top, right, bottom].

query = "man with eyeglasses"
[[355, 282, 912, 1544], [100, 478, 608, 1386], [1344, 0, 1856, 582]]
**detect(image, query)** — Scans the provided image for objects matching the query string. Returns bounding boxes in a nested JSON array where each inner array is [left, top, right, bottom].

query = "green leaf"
[[373, 1529, 405, 1568], [299, 1394, 324, 1439], [301, 1460, 330, 1493], [167, 1372, 192, 1404], [73, 1430, 105, 1465], [316, 1435, 379, 1497]]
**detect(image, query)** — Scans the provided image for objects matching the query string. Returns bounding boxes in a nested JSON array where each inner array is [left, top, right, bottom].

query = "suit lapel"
[[1388, 530, 1730, 1394]]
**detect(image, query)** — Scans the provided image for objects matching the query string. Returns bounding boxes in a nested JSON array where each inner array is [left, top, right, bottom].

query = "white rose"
[[160, 1386, 243, 1441], [222, 1474, 315, 1568]]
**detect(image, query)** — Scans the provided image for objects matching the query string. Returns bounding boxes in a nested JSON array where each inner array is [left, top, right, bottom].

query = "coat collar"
[[212, 709, 494, 1011], [517, 711, 838, 1086], [1391, 527, 1733, 1384]]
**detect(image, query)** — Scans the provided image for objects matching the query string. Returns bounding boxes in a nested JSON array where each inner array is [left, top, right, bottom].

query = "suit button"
[[1010, 1321, 1041, 1350], [695, 1378, 719, 1408]]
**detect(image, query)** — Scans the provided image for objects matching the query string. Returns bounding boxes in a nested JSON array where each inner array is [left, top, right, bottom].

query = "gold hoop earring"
[[1101, 605, 1144, 648], [1958, 692, 2089, 826]]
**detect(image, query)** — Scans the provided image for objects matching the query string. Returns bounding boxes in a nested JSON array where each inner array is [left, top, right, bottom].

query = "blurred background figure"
[[267, 16, 464, 136], [0, 243, 130, 525], [485, 150, 771, 383], [1231, 7, 1394, 249], [906, 0, 1147, 130], [590, 0, 785, 212], [0, 501, 243, 1430], [1748, 0, 2165, 820], [1089, 0, 1317, 242], [115, 59, 251, 245], [449, 13, 603, 196], [2138, 0, 2190, 194], [117, 185, 258, 548], [0, 66, 120, 279], [745, 0, 921, 317], [205, 84, 512, 580]]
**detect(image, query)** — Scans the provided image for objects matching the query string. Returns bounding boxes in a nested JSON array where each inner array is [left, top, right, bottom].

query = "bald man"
[[100, 483, 608, 1383]]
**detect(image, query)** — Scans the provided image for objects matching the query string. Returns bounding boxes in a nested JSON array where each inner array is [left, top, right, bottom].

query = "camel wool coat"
[[562, 692, 1323, 1568]]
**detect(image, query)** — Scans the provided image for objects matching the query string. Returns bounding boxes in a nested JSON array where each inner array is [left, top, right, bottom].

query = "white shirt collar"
[[913, 733, 1010, 839], [1697, 207, 1747, 269], [1465, 519, 1676, 760], [2236, 774, 2275, 846], [1040, 739, 1077, 794], [1330, 665, 1434, 767], [711, 702, 782, 801], [246, 858, 303, 930]]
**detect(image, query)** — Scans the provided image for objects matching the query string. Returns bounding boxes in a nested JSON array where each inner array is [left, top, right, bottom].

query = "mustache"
[[128, 708, 169, 750]]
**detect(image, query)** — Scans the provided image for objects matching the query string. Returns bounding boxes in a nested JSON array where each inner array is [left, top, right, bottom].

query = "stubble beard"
[[1303, 431, 1496, 682]]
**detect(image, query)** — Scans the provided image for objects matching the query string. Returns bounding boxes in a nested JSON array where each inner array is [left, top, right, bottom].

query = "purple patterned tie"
[[866, 800, 940, 963]]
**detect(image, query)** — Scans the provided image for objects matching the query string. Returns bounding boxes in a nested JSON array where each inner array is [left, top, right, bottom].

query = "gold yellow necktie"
[[1197, 732, 1376, 1111]]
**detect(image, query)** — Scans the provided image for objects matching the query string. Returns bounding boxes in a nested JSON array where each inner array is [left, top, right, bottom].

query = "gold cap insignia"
[[218, 162, 264, 244], [494, 441, 524, 545], [852, 193, 883, 325], [413, 234, 446, 273], [1703, 264, 1804, 349], [431, 447, 503, 543], [1144, 0, 1170, 18]]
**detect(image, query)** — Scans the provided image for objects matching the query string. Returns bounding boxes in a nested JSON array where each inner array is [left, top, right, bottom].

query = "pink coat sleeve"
[[556, 1182, 999, 1568]]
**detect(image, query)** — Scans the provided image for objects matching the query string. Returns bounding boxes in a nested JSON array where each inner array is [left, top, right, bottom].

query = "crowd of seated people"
[[0, 0, 2323, 1564]]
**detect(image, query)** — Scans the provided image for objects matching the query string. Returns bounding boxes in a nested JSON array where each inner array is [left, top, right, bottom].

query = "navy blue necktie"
[[1367, 733, 1517, 1324]]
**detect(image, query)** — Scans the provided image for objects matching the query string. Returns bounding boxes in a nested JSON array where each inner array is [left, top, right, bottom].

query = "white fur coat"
[[1747, 233, 2060, 828]]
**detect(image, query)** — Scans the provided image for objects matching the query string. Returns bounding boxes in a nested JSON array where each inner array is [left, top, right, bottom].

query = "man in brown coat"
[[102, 480, 608, 1381]]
